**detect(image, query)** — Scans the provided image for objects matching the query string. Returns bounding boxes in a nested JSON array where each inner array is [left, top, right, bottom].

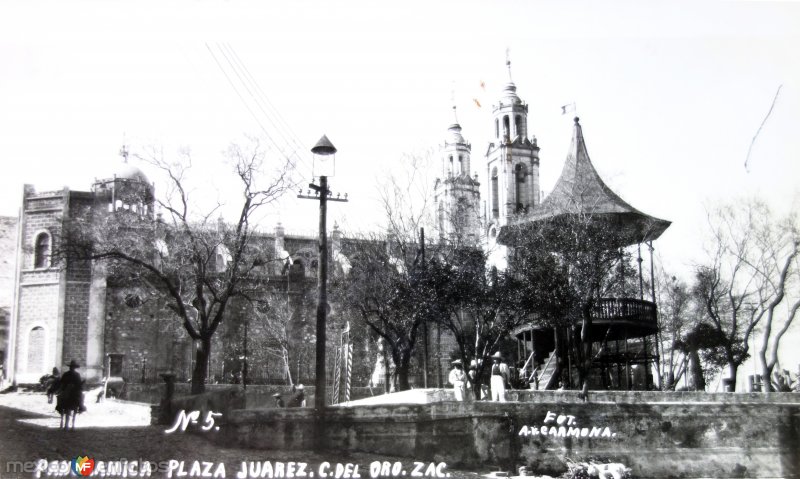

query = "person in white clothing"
[[489, 352, 509, 402], [448, 360, 467, 401]]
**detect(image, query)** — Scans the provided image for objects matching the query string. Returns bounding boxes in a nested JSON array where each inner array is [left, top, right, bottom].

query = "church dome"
[[114, 163, 149, 183], [445, 123, 467, 145], [499, 82, 522, 106], [96, 162, 149, 184]]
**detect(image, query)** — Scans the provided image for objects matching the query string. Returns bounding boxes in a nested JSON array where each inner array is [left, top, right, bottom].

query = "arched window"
[[515, 164, 527, 212], [502, 116, 510, 140], [491, 167, 499, 219], [34, 232, 50, 268], [458, 155, 463, 174], [515, 115, 522, 138], [455, 197, 468, 234], [495, 119, 499, 139]]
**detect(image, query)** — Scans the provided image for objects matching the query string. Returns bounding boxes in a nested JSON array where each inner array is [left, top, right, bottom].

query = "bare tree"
[[336, 231, 440, 391], [334, 151, 440, 391], [693, 198, 799, 391], [654, 272, 693, 390], [58, 139, 293, 393], [736, 200, 799, 391]]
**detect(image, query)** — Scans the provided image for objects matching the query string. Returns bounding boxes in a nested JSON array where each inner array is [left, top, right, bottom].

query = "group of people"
[[448, 351, 511, 402]]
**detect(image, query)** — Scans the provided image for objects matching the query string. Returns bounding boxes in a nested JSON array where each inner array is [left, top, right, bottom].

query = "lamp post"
[[298, 135, 348, 448], [242, 319, 248, 390]]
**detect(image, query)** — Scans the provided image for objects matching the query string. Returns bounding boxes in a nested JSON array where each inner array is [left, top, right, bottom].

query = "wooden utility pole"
[[298, 135, 347, 451], [420, 227, 428, 388]]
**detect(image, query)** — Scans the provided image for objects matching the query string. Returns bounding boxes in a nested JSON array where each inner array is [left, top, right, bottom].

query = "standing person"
[[448, 360, 467, 401], [467, 361, 478, 401], [46, 367, 60, 404], [490, 352, 509, 402], [273, 393, 285, 408]]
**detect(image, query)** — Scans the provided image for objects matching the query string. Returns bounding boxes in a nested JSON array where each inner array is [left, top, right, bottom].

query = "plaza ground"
[[0, 392, 492, 479]]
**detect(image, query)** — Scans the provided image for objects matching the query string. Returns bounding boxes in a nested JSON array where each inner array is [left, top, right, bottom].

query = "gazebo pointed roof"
[[501, 117, 670, 246]]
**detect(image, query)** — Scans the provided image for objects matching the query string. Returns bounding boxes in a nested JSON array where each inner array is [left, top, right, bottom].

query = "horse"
[[55, 382, 84, 430]]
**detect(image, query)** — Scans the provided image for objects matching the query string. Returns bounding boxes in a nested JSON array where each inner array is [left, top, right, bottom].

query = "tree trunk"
[[727, 363, 738, 392], [191, 336, 211, 395], [761, 364, 775, 392], [578, 306, 592, 400], [396, 352, 411, 391], [688, 349, 705, 391], [663, 371, 676, 391]]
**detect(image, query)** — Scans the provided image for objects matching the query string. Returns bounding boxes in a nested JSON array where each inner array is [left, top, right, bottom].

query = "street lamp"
[[299, 135, 348, 450]]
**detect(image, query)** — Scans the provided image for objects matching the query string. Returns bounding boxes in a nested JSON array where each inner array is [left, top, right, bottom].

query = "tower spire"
[[451, 82, 459, 124], [506, 47, 513, 82]]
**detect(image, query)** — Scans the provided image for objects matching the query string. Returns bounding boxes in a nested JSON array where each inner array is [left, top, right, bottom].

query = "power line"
[[216, 44, 298, 159], [205, 44, 275, 146], [205, 43, 310, 179], [215, 43, 313, 176], [223, 44, 311, 163]]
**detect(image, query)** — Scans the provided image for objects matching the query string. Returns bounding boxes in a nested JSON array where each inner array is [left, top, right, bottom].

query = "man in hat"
[[57, 360, 86, 416], [448, 360, 467, 401], [490, 352, 509, 402], [273, 393, 285, 408]]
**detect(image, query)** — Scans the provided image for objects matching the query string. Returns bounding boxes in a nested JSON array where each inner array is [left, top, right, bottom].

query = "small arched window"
[[502, 116, 510, 140], [515, 115, 523, 138], [495, 119, 499, 139], [34, 232, 50, 268]]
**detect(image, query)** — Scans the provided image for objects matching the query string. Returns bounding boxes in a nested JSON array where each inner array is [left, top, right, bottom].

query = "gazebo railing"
[[591, 297, 657, 327]]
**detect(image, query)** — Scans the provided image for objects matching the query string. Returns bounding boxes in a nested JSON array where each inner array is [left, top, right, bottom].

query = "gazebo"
[[500, 117, 670, 391]]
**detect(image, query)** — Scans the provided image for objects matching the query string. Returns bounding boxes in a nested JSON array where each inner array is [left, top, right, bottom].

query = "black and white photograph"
[[1, 1, 799, 478]]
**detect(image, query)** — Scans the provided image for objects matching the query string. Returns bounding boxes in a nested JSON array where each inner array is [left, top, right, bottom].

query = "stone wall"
[[128, 383, 391, 407], [213, 392, 800, 478]]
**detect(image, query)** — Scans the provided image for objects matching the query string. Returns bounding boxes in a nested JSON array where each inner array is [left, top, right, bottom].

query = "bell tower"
[[485, 59, 541, 237], [434, 106, 481, 246]]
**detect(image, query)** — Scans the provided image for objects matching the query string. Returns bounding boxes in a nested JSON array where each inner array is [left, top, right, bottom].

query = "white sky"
[[1, 0, 799, 283]]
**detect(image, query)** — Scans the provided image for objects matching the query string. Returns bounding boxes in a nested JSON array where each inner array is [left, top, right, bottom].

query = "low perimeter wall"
[[210, 393, 800, 478]]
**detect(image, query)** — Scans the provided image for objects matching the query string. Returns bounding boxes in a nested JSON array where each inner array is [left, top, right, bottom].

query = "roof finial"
[[506, 47, 513, 82], [452, 105, 459, 125], [119, 134, 129, 163]]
